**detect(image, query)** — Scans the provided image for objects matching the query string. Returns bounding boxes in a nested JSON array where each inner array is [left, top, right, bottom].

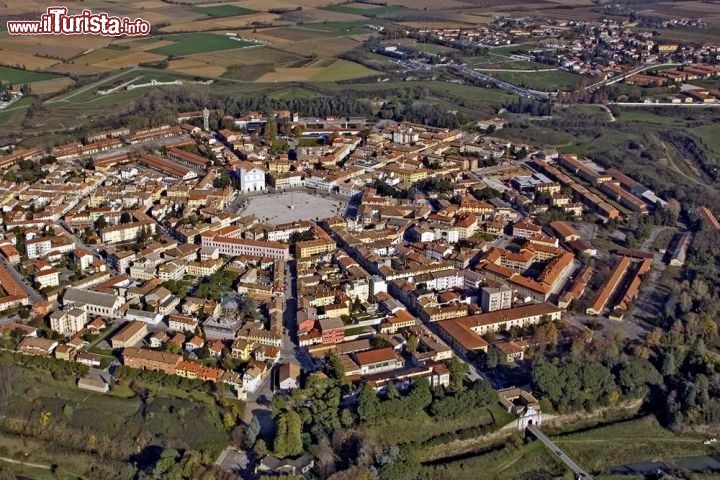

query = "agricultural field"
[[321, 3, 408, 17], [279, 36, 365, 58], [311, 59, 380, 81], [159, 12, 283, 33], [167, 58, 227, 77], [149, 33, 254, 56], [0, 66, 59, 84], [203, 47, 303, 68], [256, 59, 377, 82], [27, 77, 75, 95], [267, 21, 379, 41], [190, 4, 256, 17], [0, 33, 110, 60], [0, 50, 60, 70]]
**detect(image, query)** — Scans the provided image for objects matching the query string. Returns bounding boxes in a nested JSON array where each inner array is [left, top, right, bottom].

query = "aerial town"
[[1, 98, 718, 476]]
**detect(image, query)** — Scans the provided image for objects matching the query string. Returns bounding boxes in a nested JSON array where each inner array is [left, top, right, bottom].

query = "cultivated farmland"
[[149, 33, 254, 56], [0, 66, 60, 83], [191, 4, 256, 17]]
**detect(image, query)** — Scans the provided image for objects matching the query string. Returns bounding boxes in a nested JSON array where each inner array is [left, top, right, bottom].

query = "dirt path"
[[658, 139, 704, 187], [0, 456, 51, 470]]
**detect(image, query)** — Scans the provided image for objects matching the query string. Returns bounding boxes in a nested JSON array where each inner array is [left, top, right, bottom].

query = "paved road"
[[453, 65, 550, 100], [46, 67, 139, 104], [527, 425, 594, 479]]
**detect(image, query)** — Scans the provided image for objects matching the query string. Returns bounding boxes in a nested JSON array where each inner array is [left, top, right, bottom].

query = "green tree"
[[264, 118, 278, 142], [274, 410, 303, 458], [446, 357, 468, 393], [357, 385, 380, 423], [94, 215, 107, 230]]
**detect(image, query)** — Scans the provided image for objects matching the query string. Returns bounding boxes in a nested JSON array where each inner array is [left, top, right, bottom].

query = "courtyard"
[[239, 191, 345, 225]]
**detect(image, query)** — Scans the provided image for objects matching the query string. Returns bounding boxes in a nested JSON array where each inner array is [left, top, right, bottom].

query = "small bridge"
[[526, 424, 594, 480]]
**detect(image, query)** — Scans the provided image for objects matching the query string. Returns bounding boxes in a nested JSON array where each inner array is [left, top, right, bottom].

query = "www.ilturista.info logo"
[[7, 7, 151, 36]]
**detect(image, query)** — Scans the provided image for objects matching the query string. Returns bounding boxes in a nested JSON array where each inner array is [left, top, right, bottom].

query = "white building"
[[35, 268, 60, 289], [243, 364, 265, 393], [344, 279, 370, 303], [26, 238, 52, 259], [237, 162, 266, 193], [168, 314, 198, 333]]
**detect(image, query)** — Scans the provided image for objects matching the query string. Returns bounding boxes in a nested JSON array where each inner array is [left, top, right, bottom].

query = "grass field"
[[0, 95, 35, 126], [552, 416, 713, 473], [191, 4, 255, 17], [421, 438, 568, 480], [365, 403, 514, 447], [311, 59, 379, 81], [690, 124, 720, 155], [4, 366, 229, 455], [150, 33, 253, 56], [0, 66, 60, 83], [614, 108, 691, 127]]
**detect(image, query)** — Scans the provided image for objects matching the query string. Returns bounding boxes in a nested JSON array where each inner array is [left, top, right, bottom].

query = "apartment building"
[[49, 307, 88, 337], [122, 347, 182, 375], [481, 284, 513, 312], [201, 235, 291, 260]]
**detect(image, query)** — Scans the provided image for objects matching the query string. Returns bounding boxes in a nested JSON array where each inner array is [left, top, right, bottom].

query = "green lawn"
[[191, 5, 255, 17], [150, 33, 253, 56], [421, 439, 568, 480], [552, 416, 713, 474], [365, 402, 513, 447], [614, 108, 690, 127], [0, 95, 35, 126], [0, 66, 60, 83], [311, 60, 379, 81], [692, 124, 720, 155]]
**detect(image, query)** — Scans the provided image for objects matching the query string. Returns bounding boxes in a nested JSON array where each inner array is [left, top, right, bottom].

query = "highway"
[[527, 425, 594, 479], [452, 65, 550, 101]]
